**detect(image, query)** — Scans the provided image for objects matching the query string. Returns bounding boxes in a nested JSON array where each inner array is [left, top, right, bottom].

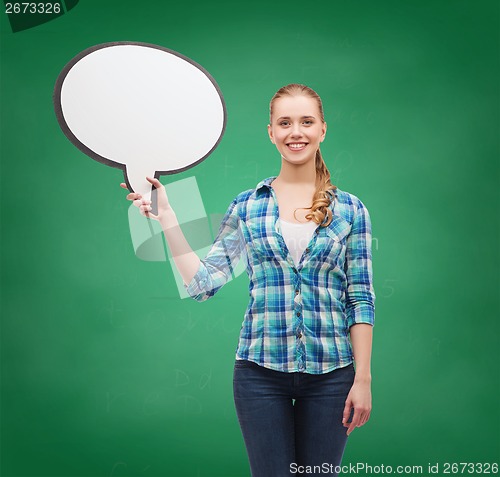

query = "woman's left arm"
[[341, 198, 376, 435]]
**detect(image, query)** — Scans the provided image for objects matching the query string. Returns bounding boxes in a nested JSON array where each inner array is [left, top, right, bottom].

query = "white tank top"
[[279, 218, 318, 266]]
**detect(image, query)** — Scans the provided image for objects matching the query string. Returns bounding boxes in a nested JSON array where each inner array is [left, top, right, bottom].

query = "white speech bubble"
[[53, 41, 226, 210]]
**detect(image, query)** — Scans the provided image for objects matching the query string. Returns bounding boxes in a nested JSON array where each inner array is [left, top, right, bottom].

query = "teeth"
[[288, 143, 306, 149]]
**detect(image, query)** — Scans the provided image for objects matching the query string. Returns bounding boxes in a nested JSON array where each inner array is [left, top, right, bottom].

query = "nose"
[[291, 122, 303, 138]]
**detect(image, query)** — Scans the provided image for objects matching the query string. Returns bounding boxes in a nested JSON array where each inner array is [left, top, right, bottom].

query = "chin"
[[281, 153, 315, 165]]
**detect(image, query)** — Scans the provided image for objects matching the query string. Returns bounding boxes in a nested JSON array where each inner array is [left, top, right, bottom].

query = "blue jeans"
[[233, 359, 355, 477]]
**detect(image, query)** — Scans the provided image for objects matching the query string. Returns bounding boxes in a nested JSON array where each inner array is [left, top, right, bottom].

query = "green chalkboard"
[[1, 0, 498, 476]]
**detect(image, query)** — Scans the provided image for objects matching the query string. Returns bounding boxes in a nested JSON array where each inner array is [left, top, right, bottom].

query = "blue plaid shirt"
[[183, 176, 375, 374]]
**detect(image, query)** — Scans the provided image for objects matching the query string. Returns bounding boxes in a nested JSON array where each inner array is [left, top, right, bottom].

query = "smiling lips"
[[286, 142, 308, 151]]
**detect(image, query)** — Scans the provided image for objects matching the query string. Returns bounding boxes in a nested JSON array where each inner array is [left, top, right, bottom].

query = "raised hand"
[[120, 176, 173, 222]]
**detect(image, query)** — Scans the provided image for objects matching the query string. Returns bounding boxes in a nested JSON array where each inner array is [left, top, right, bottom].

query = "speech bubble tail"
[[125, 166, 154, 198], [125, 166, 158, 215]]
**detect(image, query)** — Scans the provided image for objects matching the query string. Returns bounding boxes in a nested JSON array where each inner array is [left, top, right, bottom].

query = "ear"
[[268, 124, 275, 144], [320, 122, 327, 142]]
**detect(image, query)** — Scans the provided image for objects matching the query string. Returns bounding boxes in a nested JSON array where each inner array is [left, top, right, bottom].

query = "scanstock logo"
[[3, 0, 79, 32]]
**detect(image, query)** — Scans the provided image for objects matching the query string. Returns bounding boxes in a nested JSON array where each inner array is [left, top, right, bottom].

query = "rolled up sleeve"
[[183, 197, 244, 302], [344, 199, 376, 328]]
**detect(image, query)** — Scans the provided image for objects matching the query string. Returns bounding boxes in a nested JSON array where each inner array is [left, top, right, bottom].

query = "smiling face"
[[268, 94, 327, 165]]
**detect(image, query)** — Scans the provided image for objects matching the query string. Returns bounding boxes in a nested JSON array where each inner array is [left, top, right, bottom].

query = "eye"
[[279, 121, 289, 126], [303, 120, 313, 125]]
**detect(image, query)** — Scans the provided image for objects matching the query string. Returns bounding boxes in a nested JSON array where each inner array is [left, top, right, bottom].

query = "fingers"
[[359, 411, 371, 426], [343, 397, 371, 436], [138, 201, 152, 213], [141, 205, 158, 220], [346, 408, 362, 436], [120, 181, 155, 216], [342, 401, 352, 428], [120, 177, 162, 222], [127, 193, 142, 201], [137, 200, 158, 220], [344, 408, 371, 436], [129, 196, 152, 212]]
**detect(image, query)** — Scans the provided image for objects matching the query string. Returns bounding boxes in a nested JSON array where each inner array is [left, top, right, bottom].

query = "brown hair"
[[269, 83, 337, 227]]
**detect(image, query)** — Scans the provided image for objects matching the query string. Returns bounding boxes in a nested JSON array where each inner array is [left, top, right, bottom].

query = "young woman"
[[121, 83, 375, 477]]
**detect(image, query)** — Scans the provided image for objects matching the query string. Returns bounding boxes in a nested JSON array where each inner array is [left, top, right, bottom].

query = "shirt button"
[[297, 331, 302, 338], [305, 248, 310, 253], [295, 289, 300, 295], [296, 311, 301, 317], [292, 268, 297, 273]]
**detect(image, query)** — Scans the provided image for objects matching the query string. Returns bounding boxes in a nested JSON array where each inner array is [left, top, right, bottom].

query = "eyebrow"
[[277, 116, 316, 121]]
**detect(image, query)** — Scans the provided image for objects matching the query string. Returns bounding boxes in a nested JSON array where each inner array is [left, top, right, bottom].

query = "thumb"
[[146, 176, 163, 188], [342, 399, 352, 425]]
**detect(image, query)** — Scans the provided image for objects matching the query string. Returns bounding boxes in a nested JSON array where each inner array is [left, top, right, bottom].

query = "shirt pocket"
[[325, 215, 352, 244], [245, 219, 280, 261], [313, 216, 352, 267]]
